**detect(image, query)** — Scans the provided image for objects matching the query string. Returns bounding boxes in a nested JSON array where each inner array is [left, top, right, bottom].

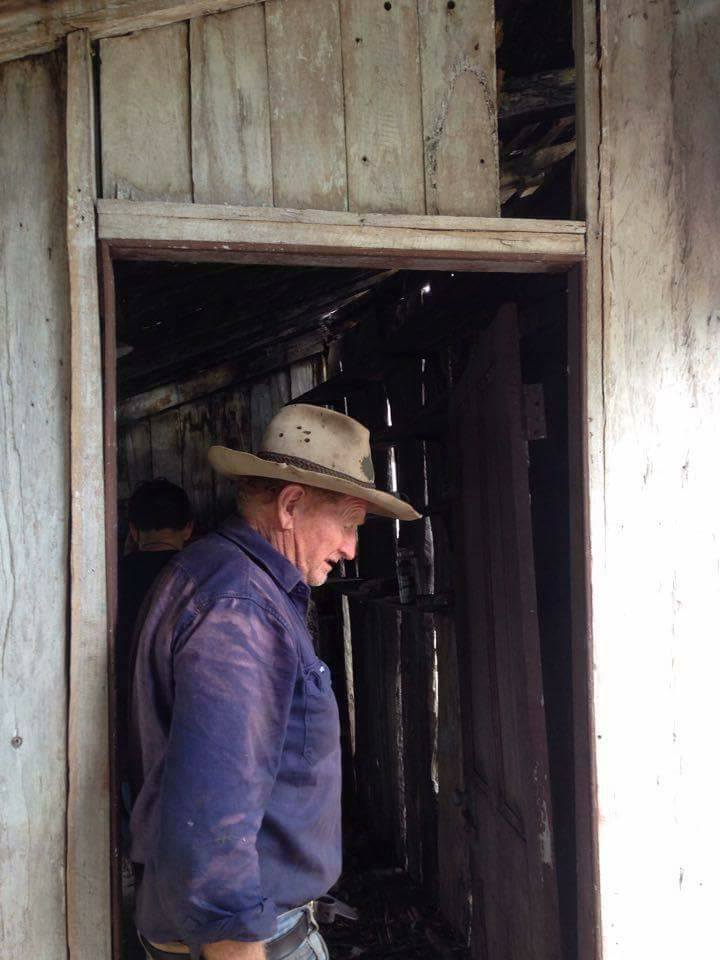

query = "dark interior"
[[114, 260, 577, 960]]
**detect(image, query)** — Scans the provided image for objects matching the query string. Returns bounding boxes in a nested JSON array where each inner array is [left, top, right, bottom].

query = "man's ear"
[[276, 484, 306, 529], [128, 522, 140, 544], [181, 521, 194, 543]]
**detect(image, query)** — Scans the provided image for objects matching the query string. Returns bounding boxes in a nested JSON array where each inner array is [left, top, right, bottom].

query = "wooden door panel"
[[451, 304, 560, 960]]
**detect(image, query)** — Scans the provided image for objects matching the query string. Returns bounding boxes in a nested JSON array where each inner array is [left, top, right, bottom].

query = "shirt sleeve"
[[152, 595, 298, 952]]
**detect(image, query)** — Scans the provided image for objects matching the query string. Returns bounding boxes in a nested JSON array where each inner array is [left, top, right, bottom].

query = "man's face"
[[292, 493, 367, 586]]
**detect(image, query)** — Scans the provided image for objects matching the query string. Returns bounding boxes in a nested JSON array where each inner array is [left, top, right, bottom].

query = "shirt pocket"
[[302, 658, 339, 765]]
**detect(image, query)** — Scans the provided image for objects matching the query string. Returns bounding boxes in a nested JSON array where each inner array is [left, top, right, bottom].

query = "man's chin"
[[307, 564, 332, 587]]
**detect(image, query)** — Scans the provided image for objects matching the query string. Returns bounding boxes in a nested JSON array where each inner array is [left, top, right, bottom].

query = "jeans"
[[271, 907, 330, 960], [141, 906, 330, 960]]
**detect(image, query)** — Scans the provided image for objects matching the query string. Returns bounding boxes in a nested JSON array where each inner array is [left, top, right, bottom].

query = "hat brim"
[[208, 446, 421, 521]]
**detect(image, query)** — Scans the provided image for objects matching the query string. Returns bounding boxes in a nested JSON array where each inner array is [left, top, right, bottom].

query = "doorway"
[[102, 250, 589, 960]]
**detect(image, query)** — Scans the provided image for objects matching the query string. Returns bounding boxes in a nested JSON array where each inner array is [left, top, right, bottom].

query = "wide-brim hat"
[[208, 403, 421, 521]]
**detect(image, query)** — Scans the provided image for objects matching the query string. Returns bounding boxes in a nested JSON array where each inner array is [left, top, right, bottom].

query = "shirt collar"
[[218, 515, 309, 600]]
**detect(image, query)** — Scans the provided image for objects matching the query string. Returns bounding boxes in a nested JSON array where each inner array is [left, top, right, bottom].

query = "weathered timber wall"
[[0, 52, 71, 956], [98, 1, 499, 216], [584, 2, 720, 957], [118, 357, 322, 532]]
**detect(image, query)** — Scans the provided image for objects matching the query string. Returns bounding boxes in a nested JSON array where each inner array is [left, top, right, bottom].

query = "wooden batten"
[[341, 0, 425, 215], [265, 0, 347, 210], [66, 29, 112, 960], [100, 22, 192, 201], [0, 50, 71, 957], [0, 0, 265, 64], [97, 200, 585, 270], [190, 6, 273, 205], [570, 2, 602, 958], [418, 0, 499, 217]]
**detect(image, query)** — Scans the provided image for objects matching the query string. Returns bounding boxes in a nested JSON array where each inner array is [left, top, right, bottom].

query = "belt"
[[140, 911, 311, 960]]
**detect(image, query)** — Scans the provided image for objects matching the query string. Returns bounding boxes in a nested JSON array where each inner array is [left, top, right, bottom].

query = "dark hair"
[[128, 478, 193, 532]]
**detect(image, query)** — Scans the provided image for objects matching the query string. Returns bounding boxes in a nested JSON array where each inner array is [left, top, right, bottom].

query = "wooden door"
[[450, 304, 561, 960]]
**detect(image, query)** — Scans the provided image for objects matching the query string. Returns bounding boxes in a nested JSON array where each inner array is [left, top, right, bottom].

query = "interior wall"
[[118, 356, 321, 533], [0, 50, 71, 956], [584, 2, 720, 956]]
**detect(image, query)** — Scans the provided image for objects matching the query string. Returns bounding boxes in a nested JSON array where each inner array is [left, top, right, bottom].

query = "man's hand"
[[202, 940, 266, 960]]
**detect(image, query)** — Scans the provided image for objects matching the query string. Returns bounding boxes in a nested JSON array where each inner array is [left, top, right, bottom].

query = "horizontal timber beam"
[[99, 200, 586, 273], [0, 0, 262, 64]]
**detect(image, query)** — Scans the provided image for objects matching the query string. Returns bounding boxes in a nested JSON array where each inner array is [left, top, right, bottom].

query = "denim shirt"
[[128, 517, 341, 956]]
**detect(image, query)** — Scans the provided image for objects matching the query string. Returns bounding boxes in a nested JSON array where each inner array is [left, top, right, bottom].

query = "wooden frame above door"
[[97, 199, 585, 273]]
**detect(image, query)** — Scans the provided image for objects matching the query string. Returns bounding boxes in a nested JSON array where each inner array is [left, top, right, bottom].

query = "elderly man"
[[128, 404, 419, 960]]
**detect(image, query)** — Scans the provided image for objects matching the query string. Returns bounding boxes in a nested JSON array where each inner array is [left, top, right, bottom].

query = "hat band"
[[256, 451, 376, 490]]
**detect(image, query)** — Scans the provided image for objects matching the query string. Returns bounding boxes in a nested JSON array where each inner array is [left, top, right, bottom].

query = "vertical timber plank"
[[178, 400, 215, 535], [123, 418, 153, 492], [149, 409, 184, 485], [209, 385, 252, 524], [341, 0, 425, 213], [265, 0, 347, 210], [289, 356, 321, 400], [571, 2, 602, 955], [417, 0, 499, 216], [190, 7, 273, 205], [577, 3, 720, 958], [250, 370, 290, 452], [100, 22, 192, 201], [0, 52, 70, 957], [425, 350, 472, 939], [66, 30, 112, 960]]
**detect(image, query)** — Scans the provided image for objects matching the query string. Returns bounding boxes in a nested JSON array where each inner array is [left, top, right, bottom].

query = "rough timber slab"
[[97, 200, 585, 270], [0, 0, 265, 64], [190, 6, 273, 206], [100, 22, 191, 201], [0, 50, 70, 957], [66, 29, 112, 960]]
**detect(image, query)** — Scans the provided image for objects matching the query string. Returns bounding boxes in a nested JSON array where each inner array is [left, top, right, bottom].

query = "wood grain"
[[0, 0, 266, 64], [209, 385, 252, 524], [97, 198, 585, 234], [569, 3, 601, 958], [341, 0, 425, 214], [123, 418, 153, 488], [418, 0, 499, 216], [580, 3, 720, 957], [250, 369, 290, 452], [289, 357, 320, 400], [97, 200, 585, 266], [66, 29, 112, 960], [100, 22, 192, 201], [149, 409, 183, 484], [265, 0, 347, 210], [190, 6, 272, 205], [178, 399, 215, 533], [0, 51, 70, 958]]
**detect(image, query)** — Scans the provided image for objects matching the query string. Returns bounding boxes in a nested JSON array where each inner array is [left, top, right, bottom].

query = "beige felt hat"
[[208, 403, 421, 521]]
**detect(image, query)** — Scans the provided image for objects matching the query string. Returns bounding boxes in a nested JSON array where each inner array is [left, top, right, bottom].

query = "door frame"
[[97, 209, 596, 959]]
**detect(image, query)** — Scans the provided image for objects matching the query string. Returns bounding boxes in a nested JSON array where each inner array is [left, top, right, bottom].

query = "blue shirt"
[[128, 517, 341, 956]]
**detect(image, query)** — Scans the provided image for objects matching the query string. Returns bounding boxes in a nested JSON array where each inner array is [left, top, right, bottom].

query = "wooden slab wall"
[[119, 357, 321, 533], [578, 2, 720, 956], [0, 51, 70, 958], [98, 0, 499, 215], [425, 350, 472, 938], [190, 6, 272, 205], [100, 22, 192, 201]]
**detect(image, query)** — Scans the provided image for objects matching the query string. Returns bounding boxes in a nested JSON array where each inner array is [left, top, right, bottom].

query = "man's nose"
[[340, 532, 357, 561]]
